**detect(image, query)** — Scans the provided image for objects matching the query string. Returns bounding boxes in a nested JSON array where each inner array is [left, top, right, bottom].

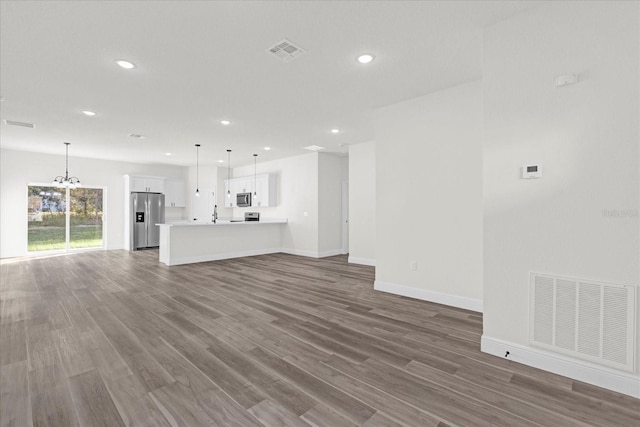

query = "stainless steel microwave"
[[236, 192, 251, 207]]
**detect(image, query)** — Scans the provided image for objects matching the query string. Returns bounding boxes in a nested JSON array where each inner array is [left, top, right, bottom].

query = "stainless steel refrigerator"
[[131, 192, 165, 250]]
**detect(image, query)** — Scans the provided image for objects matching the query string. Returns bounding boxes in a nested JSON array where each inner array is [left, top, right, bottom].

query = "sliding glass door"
[[27, 185, 104, 252], [69, 187, 103, 249], [27, 186, 67, 251]]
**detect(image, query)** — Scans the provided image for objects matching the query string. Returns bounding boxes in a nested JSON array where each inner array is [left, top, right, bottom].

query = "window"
[[27, 185, 104, 252]]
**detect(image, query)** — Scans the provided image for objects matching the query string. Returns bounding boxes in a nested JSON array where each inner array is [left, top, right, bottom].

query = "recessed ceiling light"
[[115, 60, 136, 69], [220, 120, 231, 126], [129, 133, 144, 139], [357, 54, 375, 64], [165, 152, 172, 156], [218, 160, 224, 163], [264, 146, 271, 151], [82, 110, 96, 116], [304, 145, 326, 152], [331, 128, 340, 134]]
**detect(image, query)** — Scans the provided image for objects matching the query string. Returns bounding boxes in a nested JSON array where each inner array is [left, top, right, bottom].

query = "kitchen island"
[[157, 219, 288, 266]]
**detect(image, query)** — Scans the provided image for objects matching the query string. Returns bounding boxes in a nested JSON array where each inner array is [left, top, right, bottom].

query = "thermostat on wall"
[[522, 165, 542, 179], [555, 73, 578, 87]]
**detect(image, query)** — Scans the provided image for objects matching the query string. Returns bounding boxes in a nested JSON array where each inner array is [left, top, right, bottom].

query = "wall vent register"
[[529, 272, 635, 372]]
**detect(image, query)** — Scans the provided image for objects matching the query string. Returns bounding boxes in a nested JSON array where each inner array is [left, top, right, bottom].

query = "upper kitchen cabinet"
[[224, 173, 277, 208], [128, 175, 165, 193], [224, 176, 251, 207], [252, 173, 277, 207], [235, 177, 253, 194], [165, 179, 186, 208]]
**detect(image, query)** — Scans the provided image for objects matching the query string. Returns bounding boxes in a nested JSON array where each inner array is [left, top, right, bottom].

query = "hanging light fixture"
[[253, 154, 258, 200], [226, 149, 232, 198], [52, 142, 81, 188], [194, 144, 201, 197]]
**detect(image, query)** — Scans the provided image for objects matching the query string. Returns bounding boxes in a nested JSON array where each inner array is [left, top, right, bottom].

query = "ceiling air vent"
[[304, 145, 326, 152], [3, 119, 35, 128], [267, 39, 306, 63]]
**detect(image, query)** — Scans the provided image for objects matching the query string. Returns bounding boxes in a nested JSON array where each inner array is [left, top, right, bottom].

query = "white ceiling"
[[0, 0, 538, 167]]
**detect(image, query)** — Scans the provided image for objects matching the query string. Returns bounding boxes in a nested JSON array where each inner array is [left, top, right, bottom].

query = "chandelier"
[[52, 142, 81, 188]]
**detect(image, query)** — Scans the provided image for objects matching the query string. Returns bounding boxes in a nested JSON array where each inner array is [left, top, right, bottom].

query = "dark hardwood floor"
[[1, 250, 638, 426]]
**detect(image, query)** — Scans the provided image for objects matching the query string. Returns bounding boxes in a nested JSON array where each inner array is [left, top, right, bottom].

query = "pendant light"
[[52, 142, 81, 188], [195, 144, 201, 197], [226, 149, 232, 198], [253, 154, 258, 200]]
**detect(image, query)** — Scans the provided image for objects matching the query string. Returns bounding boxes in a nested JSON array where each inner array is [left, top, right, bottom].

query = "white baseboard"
[[0, 251, 25, 260], [281, 248, 343, 259], [162, 248, 281, 266], [374, 280, 483, 313], [280, 248, 319, 258], [481, 335, 640, 398], [348, 256, 375, 266], [318, 249, 343, 258]]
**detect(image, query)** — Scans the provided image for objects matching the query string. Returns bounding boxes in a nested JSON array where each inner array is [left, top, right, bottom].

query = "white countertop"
[[157, 218, 288, 227]]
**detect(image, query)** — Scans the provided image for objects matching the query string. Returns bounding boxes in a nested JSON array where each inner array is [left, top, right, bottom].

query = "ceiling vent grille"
[[529, 272, 635, 372], [304, 145, 326, 152], [3, 119, 35, 128], [267, 39, 306, 63]]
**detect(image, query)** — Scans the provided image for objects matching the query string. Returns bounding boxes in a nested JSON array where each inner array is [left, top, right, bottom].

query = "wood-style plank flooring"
[[1, 250, 638, 426]]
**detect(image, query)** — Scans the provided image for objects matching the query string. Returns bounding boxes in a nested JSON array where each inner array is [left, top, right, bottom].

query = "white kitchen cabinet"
[[236, 177, 252, 194], [252, 173, 277, 207], [224, 177, 252, 207], [129, 176, 147, 192], [165, 179, 186, 208], [147, 177, 165, 193], [224, 173, 277, 208], [129, 175, 165, 193]]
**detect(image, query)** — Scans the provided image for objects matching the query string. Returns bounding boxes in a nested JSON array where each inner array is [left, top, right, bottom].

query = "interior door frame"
[[341, 180, 349, 254]]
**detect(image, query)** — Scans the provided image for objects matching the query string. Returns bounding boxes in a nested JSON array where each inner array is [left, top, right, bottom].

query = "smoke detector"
[[3, 119, 35, 128], [267, 39, 306, 63]]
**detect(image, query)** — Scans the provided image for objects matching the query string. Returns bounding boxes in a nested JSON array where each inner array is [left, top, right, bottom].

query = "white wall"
[[0, 148, 186, 258], [318, 153, 347, 257], [348, 141, 376, 266], [186, 164, 232, 221], [373, 81, 484, 311], [232, 152, 320, 256], [482, 0, 639, 389]]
